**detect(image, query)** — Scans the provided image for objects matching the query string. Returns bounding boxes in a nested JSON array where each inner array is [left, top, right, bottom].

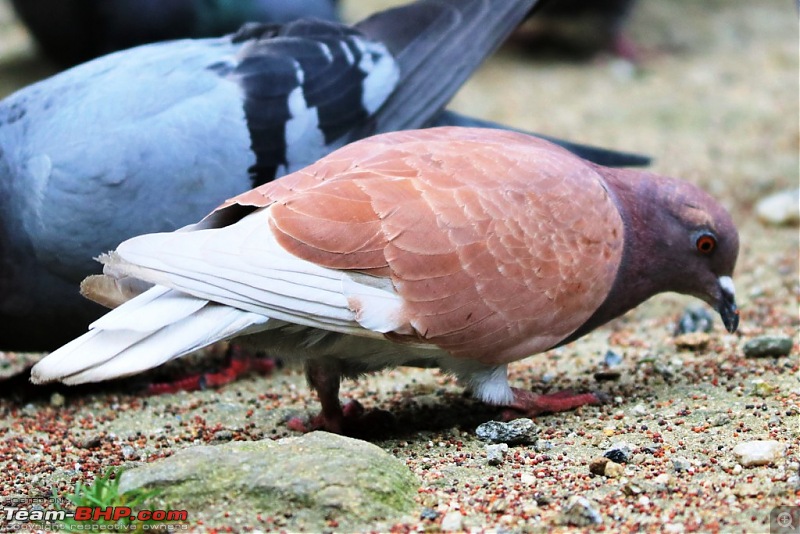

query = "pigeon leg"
[[146, 344, 276, 395], [303, 360, 347, 434], [500, 387, 606, 420], [286, 361, 395, 435]]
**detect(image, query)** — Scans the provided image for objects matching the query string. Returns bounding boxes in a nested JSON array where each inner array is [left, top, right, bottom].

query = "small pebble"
[[654, 473, 673, 488], [675, 306, 714, 335], [603, 349, 623, 367], [559, 496, 602, 526], [49, 392, 65, 407], [594, 370, 621, 381], [708, 412, 731, 427], [485, 443, 509, 466], [604, 441, 634, 464], [732, 440, 785, 467], [742, 335, 793, 358], [440, 510, 464, 532], [622, 483, 644, 496], [212, 430, 234, 442], [751, 380, 777, 397], [79, 434, 103, 449], [671, 457, 692, 473], [674, 332, 711, 351], [664, 523, 686, 534], [420, 508, 439, 521], [589, 457, 609, 476], [120, 444, 139, 460], [475, 418, 540, 445], [755, 188, 800, 226], [603, 460, 624, 478]]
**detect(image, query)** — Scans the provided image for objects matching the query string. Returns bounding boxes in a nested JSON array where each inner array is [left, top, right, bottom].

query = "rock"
[[440, 510, 464, 531], [708, 412, 731, 427], [621, 483, 644, 496], [475, 418, 540, 445], [120, 444, 139, 460], [674, 332, 711, 351], [588, 457, 609, 476], [485, 443, 509, 466], [211, 430, 234, 442], [420, 508, 439, 521], [755, 188, 800, 226], [559, 496, 602, 526], [751, 380, 777, 397], [594, 370, 622, 381], [732, 440, 785, 467], [742, 336, 793, 358], [671, 457, 692, 473], [79, 433, 103, 449], [674, 306, 714, 335], [119, 432, 419, 531], [603, 350, 623, 367], [49, 392, 65, 407], [603, 460, 624, 478], [604, 441, 635, 464]]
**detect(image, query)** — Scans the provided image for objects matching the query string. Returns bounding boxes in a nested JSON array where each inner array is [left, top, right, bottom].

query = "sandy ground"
[[0, 0, 798, 532]]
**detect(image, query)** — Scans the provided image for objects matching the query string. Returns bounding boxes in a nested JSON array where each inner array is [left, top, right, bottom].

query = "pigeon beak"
[[715, 276, 739, 333]]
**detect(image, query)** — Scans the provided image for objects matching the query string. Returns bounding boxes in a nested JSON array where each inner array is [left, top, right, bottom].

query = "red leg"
[[146, 344, 276, 395], [287, 361, 394, 436], [499, 387, 606, 420]]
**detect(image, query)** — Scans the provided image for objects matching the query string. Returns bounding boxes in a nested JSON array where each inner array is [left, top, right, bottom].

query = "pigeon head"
[[594, 166, 740, 334]]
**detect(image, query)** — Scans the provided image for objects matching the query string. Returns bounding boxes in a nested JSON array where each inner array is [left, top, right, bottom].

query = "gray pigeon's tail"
[[353, 0, 538, 137], [431, 110, 652, 167]]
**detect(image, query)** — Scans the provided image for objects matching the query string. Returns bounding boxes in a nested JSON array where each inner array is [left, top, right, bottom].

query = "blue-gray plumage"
[[11, 0, 340, 66], [0, 0, 648, 350]]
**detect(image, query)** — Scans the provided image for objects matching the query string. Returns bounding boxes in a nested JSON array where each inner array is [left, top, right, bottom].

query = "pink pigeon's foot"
[[287, 400, 395, 436], [146, 345, 276, 395], [500, 387, 607, 420], [289, 361, 396, 435]]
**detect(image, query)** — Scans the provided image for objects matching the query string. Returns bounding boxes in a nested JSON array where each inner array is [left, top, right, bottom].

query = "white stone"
[[755, 188, 800, 226], [732, 440, 785, 467], [441, 511, 464, 532]]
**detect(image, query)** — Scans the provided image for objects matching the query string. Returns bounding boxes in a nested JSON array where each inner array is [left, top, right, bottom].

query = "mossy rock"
[[119, 431, 419, 530]]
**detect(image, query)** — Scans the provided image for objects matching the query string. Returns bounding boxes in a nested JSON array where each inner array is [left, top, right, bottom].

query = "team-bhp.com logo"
[[1, 498, 188, 531]]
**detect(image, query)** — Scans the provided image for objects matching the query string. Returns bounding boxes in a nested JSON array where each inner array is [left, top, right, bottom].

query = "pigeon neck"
[[559, 167, 674, 345]]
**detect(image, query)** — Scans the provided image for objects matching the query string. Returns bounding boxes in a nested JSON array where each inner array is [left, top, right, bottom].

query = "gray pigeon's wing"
[[352, 0, 538, 138], [431, 110, 651, 167]]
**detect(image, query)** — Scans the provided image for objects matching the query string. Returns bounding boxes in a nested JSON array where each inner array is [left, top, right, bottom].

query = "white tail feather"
[[31, 287, 269, 384]]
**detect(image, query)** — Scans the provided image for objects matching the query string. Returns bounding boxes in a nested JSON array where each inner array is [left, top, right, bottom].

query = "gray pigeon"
[[31, 127, 740, 434], [11, 0, 340, 66], [0, 0, 647, 351]]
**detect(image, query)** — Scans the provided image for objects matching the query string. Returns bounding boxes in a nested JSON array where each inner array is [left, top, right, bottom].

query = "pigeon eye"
[[696, 234, 716, 254]]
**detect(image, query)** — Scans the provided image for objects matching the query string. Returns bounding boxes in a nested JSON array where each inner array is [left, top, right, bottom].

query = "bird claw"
[[287, 400, 395, 436], [500, 388, 607, 420]]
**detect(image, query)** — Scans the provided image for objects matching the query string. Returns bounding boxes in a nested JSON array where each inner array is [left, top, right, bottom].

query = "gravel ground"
[[0, 0, 798, 532]]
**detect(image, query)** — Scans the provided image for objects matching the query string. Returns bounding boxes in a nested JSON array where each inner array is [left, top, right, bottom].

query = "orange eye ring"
[[696, 234, 716, 254]]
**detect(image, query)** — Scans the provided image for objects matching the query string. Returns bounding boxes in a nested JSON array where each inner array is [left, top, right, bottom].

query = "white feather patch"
[[354, 39, 399, 114], [281, 66, 326, 175], [31, 287, 269, 384], [110, 209, 408, 340]]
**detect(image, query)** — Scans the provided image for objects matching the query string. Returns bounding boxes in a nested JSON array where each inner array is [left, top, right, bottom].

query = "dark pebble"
[[675, 306, 714, 335], [742, 336, 793, 358]]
